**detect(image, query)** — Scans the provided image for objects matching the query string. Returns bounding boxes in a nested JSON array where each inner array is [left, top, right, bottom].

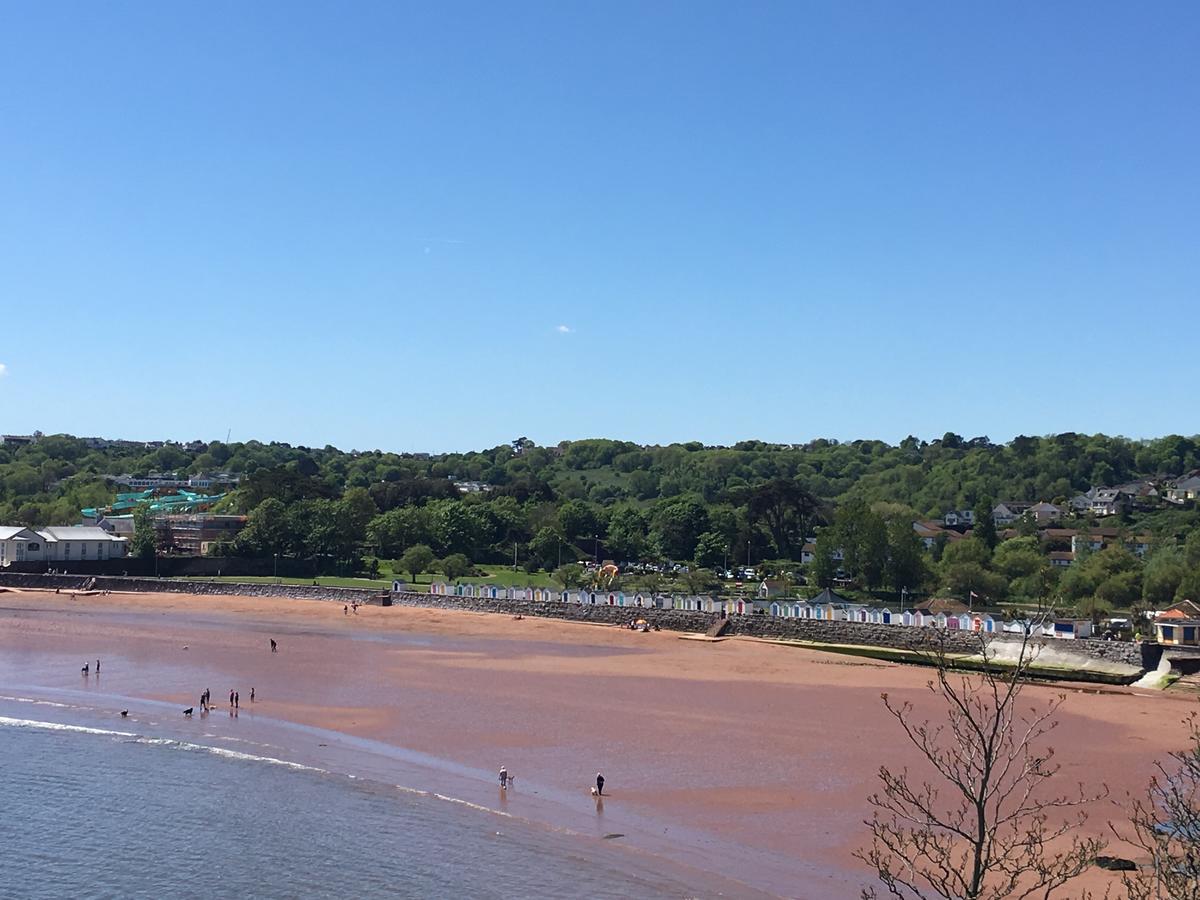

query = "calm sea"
[[0, 713, 710, 899]]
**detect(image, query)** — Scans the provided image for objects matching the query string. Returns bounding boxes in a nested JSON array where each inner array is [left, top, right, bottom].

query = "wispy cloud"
[[555, 325, 573, 334], [0, 363, 7, 377]]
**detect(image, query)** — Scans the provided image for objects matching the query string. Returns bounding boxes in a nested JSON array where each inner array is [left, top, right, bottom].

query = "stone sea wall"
[[0, 572, 1153, 672]]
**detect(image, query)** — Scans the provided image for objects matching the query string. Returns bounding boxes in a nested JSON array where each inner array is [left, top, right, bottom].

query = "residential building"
[[1026, 501, 1064, 524], [1048, 551, 1075, 568], [1088, 488, 1128, 517], [0, 432, 41, 446], [992, 502, 1034, 527], [1166, 474, 1200, 504], [942, 509, 975, 527], [0, 527, 47, 564], [913, 520, 963, 549]]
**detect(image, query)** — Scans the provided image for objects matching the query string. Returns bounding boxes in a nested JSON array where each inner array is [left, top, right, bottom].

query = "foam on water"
[[0, 711, 715, 899]]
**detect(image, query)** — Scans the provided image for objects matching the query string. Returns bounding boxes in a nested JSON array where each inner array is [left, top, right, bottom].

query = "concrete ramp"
[[706, 618, 730, 638]]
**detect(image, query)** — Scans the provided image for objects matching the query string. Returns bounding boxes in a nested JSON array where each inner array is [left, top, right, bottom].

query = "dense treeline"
[[2, 432, 1199, 609]]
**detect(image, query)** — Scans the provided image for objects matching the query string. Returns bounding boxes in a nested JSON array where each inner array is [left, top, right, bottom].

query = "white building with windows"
[[0, 527, 48, 565], [0, 525, 127, 565]]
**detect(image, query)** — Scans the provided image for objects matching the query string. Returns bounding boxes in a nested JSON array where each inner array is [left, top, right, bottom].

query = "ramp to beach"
[[706, 618, 730, 638]]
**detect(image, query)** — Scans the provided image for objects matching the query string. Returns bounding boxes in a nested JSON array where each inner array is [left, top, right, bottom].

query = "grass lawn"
[[177, 575, 394, 590]]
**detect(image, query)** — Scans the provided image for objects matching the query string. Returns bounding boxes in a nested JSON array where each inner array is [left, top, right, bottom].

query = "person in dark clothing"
[[270, 639, 277, 652], [234, 692, 239, 709], [595, 773, 605, 796], [229, 690, 235, 707], [250, 687, 255, 702]]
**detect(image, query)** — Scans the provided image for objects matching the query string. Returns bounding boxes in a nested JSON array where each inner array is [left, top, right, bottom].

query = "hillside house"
[[942, 509, 975, 527], [1088, 488, 1128, 517], [1166, 474, 1200, 504], [1026, 502, 1064, 524], [992, 502, 1035, 527]]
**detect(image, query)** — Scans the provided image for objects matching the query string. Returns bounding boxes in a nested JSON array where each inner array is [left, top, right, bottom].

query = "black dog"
[[183, 707, 193, 716]]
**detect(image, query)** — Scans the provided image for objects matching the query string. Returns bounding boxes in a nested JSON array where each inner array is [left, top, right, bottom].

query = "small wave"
[[0, 695, 76, 709], [0, 716, 136, 738], [433, 793, 512, 818]]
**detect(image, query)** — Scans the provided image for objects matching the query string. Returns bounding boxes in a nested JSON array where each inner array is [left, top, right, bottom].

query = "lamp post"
[[274, 552, 279, 583]]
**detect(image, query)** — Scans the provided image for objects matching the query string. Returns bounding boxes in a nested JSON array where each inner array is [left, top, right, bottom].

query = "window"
[[63, 543, 71, 558], [1161, 625, 1175, 641], [1185, 627, 1197, 643]]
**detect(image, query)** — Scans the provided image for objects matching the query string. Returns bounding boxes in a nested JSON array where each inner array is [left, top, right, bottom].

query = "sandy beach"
[[1, 588, 1195, 898]]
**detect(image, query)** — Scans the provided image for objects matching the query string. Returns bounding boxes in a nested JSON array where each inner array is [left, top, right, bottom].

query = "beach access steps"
[[706, 618, 730, 638]]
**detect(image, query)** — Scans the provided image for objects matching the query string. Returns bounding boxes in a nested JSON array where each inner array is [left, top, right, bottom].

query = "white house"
[[0, 526, 127, 564], [0, 527, 47, 565]]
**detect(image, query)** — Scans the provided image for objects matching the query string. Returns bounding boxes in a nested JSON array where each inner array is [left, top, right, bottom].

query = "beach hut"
[[879, 608, 894, 625], [1050, 619, 1093, 640], [933, 612, 949, 629], [901, 610, 915, 627], [946, 613, 961, 631], [853, 607, 870, 624], [429, 581, 446, 595], [955, 613, 973, 631], [795, 602, 813, 619]]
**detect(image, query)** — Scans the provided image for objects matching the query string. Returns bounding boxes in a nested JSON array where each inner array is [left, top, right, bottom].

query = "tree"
[[437, 553, 471, 581], [974, 496, 998, 549], [650, 497, 709, 560], [605, 506, 647, 561], [1117, 713, 1200, 899], [681, 567, 718, 596], [811, 529, 839, 588], [885, 519, 928, 594], [693, 531, 729, 570], [525, 526, 561, 572], [553, 563, 585, 590], [399, 544, 435, 583], [1142, 546, 1186, 606], [857, 633, 1105, 899], [747, 478, 820, 558], [130, 505, 156, 559]]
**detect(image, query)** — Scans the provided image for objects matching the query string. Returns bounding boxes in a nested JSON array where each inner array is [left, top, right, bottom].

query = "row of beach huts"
[[423, 582, 1095, 640]]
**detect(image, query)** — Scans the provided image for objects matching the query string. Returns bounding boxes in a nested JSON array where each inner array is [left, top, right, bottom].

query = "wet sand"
[[1, 588, 1194, 897]]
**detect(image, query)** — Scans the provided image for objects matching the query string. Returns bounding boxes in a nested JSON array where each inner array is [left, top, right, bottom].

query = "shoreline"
[[1, 588, 1194, 897]]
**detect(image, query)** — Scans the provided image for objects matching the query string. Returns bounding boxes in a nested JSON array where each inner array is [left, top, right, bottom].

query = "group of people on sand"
[[343, 602, 359, 615], [81, 658, 101, 675], [499, 766, 606, 799]]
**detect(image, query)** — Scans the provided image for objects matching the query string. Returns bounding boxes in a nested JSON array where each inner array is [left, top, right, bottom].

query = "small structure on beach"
[[1154, 601, 1200, 646]]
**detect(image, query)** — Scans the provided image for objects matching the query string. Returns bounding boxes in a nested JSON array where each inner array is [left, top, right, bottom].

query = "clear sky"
[[1, 2, 1196, 452]]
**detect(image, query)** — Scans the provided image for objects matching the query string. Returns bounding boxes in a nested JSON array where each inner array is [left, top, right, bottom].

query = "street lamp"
[[274, 552, 279, 582]]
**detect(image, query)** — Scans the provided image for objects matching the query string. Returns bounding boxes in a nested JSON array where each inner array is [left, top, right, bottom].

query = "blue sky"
[[1, 2, 1196, 452]]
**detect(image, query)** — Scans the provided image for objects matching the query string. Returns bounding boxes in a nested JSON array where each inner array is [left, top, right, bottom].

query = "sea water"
[[0, 715, 706, 899]]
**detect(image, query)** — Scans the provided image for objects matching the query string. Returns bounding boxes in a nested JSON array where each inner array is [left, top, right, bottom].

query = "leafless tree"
[[1116, 711, 1200, 900], [855, 630, 1106, 899]]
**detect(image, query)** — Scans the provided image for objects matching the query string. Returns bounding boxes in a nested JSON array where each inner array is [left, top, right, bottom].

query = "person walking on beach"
[[344, 605, 348, 615], [499, 766, 509, 790], [234, 691, 239, 709], [96, 659, 100, 673], [595, 773, 605, 796], [250, 687, 255, 702], [270, 639, 277, 653], [229, 690, 235, 707]]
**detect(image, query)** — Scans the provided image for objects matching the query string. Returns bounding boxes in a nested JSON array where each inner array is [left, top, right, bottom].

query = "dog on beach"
[[120, 710, 129, 717], [590, 787, 598, 796], [183, 707, 193, 716]]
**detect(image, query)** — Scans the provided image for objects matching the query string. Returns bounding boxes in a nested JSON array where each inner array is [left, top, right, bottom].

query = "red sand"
[[1, 589, 1194, 897]]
